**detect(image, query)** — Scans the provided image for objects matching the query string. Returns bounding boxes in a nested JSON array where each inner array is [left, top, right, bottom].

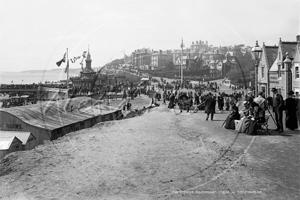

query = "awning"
[[141, 78, 149, 81]]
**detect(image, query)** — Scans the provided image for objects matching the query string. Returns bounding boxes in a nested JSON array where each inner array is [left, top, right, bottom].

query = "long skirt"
[[235, 117, 250, 133], [285, 112, 298, 130], [168, 100, 175, 109]]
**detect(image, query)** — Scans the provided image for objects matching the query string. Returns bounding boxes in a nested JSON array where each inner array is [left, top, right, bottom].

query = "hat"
[[271, 88, 278, 92], [287, 91, 295, 95]]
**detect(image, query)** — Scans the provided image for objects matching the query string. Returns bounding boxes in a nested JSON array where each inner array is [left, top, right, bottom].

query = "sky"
[[0, 0, 299, 72]]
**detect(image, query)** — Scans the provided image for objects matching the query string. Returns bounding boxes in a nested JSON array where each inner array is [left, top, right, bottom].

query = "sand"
[[0, 102, 299, 200]]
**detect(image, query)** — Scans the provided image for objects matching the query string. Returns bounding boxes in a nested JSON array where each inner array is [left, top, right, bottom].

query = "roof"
[[0, 131, 34, 145], [0, 97, 120, 131], [281, 42, 298, 58], [82, 68, 95, 73], [265, 46, 278, 67], [269, 57, 279, 72], [0, 136, 21, 150]]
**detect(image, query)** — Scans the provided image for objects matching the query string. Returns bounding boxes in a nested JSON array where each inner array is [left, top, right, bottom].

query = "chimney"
[[297, 35, 300, 42]]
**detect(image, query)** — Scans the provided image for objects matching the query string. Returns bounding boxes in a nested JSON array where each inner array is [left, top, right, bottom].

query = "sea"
[[0, 69, 80, 84]]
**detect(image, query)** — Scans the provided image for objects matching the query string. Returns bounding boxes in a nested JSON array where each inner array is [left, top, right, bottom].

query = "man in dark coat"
[[285, 91, 298, 130], [205, 93, 216, 121], [217, 93, 224, 111], [271, 88, 284, 132], [168, 93, 175, 109], [194, 92, 200, 105]]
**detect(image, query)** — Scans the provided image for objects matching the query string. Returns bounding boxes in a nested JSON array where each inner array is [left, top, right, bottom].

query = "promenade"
[[0, 78, 299, 200]]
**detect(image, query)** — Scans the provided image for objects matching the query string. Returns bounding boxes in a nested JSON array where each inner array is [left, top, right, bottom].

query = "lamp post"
[[283, 54, 292, 95], [180, 38, 184, 88], [251, 41, 262, 97]]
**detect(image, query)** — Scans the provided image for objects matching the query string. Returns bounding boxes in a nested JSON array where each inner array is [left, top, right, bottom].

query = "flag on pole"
[[65, 59, 69, 73], [56, 53, 66, 66], [70, 56, 81, 63], [82, 51, 87, 58]]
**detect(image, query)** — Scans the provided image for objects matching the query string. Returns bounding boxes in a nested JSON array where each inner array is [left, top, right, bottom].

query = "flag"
[[70, 56, 81, 63], [82, 51, 87, 58], [65, 59, 69, 73], [56, 53, 66, 66]]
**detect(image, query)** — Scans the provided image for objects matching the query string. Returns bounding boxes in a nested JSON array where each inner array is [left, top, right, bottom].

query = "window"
[[261, 66, 265, 79], [295, 66, 299, 79]]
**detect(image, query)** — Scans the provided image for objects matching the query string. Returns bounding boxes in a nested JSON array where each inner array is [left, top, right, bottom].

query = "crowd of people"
[[2, 77, 300, 135], [0, 97, 37, 108], [0, 83, 70, 89], [148, 77, 300, 134], [223, 88, 300, 134]]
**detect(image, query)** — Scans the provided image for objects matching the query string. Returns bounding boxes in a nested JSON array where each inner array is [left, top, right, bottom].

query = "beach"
[[0, 102, 299, 200]]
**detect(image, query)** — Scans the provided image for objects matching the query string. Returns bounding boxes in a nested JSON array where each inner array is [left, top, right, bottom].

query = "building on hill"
[[185, 55, 200, 71], [201, 53, 226, 78], [151, 50, 173, 70], [258, 43, 278, 96], [131, 48, 152, 69], [269, 36, 299, 99], [190, 40, 209, 54], [124, 53, 131, 65], [174, 54, 188, 70]]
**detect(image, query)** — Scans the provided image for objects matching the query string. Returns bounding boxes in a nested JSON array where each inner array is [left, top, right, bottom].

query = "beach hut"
[[0, 136, 22, 159], [0, 131, 36, 150], [0, 97, 123, 146]]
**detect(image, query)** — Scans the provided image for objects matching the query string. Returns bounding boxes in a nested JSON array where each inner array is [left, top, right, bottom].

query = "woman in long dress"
[[224, 105, 240, 129], [235, 101, 253, 133], [285, 91, 298, 130]]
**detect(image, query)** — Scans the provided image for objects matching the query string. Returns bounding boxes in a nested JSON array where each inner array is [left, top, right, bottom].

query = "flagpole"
[[181, 38, 183, 89], [66, 48, 69, 90]]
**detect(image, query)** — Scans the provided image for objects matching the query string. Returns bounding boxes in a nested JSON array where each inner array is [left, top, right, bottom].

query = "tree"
[[165, 61, 174, 70]]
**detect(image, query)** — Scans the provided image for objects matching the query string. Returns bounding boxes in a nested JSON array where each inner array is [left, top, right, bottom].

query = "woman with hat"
[[285, 91, 298, 130], [235, 101, 253, 133]]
